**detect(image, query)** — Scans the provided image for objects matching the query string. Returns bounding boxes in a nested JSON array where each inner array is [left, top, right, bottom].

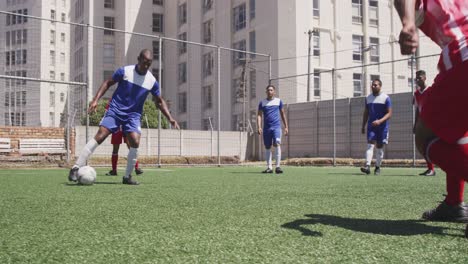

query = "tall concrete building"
[[1, 0, 71, 127], [2, 0, 440, 130]]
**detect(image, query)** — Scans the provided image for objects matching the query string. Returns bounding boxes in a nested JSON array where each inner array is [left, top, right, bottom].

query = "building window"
[[203, 20, 212, 44], [353, 35, 363, 61], [202, 85, 213, 109], [152, 40, 160, 60], [104, 16, 115, 35], [353, 73, 362, 97], [61, 32, 65, 42], [369, 0, 379, 26], [152, 13, 164, 33], [178, 3, 187, 26], [202, 52, 214, 78], [50, 91, 55, 107], [60, 73, 65, 81], [50, 50, 56, 66], [60, 52, 65, 64], [61, 13, 66, 22], [178, 32, 187, 55], [313, 0, 320, 17], [50, 30, 56, 44], [60, 92, 65, 102], [232, 77, 242, 104], [233, 3, 246, 32], [22, 91, 26, 105], [49, 112, 55, 126], [352, 0, 363, 24], [233, 39, 246, 66], [153, 0, 163, 6], [250, 0, 256, 20], [50, 71, 55, 80], [203, 0, 212, 12], [178, 62, 187, 84], [104, 0, 115, 9], [370, 74, 380, 84], [51, 10, 56, 21], [250, 70, 256, 99], [369, 37, 379, 63], [314, 70, 321, 97], [249, 31, 256, 58], [313, 30, 320, 56], [103, 43, 115, 64], [6, 31, 10, 46], [178, 92, 187, 113]]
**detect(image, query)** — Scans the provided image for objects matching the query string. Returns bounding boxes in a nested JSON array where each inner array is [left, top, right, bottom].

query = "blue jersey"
[[258, 98, 283, 129], [365, 93, 391, 130], [108, 65, 160, 118]]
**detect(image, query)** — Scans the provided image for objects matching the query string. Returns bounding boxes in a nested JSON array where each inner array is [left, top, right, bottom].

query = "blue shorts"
[[263, 127, 282, 149], [100, 111, 142, 134], [367, 127, 389, 145]]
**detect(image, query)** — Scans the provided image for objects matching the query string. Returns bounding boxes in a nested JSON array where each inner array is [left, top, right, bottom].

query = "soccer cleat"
[[135, 167, 144, 175], [420, 169, 436, 176], [275, 167, 283, 174], [360, 165, 371, 175], [68, 166, 79, 182], [422, 200, 468, 223], [122, 176, 139, 185], [374, 167, 381, 175], [262, 168, 273, 174], [106, 170, 117, 176]]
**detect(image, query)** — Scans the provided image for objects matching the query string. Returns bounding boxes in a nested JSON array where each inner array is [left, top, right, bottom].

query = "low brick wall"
[[0, 126, 74, 156]]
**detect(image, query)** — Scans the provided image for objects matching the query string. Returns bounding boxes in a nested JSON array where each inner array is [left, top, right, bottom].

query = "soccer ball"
[[77, 166, 97, 185]]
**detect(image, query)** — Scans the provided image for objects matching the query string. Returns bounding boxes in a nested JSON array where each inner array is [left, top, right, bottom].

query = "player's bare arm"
[[280, 108, 289, 136], [257, 110, 263, 135], [371, 107, 393, 127], [361, 107, 369, 134], [88, 78, 117, 114], [394, 0, 419, 55], [153, 95, 180, 130]]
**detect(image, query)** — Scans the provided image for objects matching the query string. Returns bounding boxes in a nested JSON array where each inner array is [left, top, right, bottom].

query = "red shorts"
[[110, 130, 127, 145], [416, 61, 468, 144]]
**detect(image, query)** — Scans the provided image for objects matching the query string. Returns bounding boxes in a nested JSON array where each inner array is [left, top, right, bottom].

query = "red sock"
[[426, 161, 434, 171], [135, 160, 139, 170], [112, 153, 118, 172], [427, 139, 468, 205]]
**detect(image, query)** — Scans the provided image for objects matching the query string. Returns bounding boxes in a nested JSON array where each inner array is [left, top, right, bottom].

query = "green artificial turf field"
[[0, 166, 467, 263]]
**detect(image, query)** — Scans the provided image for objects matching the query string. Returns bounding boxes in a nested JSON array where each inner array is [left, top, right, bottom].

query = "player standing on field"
[[360, 79, 392, 175], [394, 0, 468, 223], [68, 49, 179, 185], [413, 70, 435, 176], [257, 85, 288, 174]]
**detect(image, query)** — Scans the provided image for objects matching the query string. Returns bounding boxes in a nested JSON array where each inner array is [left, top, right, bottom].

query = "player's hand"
[[170, 119, 180, 130], [87, 100, 98, 114], [398, 24, 419, 55], [371, 120, 381, 127], [284, 127, 289, 136], [257, 128, 262, 135], [361, 127, 365, 134]]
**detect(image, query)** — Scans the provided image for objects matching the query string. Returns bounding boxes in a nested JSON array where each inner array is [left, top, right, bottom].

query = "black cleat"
[[374, 167, 381, 175], [422, 200, 468, 223], [420, 169, 436, 176], [68, 167, 79, 182], [106, 170, 117, 176], [360, 165, 371, 175], [262, 168, 273, 174], [275, 167, 283, 174], [122, 176, 139, 185], [135, 167, 144, 175]]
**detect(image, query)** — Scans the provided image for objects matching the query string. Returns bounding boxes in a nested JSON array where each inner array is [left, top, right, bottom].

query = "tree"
[[82, 97, 169, 129]]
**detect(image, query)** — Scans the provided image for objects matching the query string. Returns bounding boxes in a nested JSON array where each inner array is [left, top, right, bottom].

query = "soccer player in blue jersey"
[[68, 49, 179, 185], [257, 85, 288, 174], [360, 79, 392, 175]]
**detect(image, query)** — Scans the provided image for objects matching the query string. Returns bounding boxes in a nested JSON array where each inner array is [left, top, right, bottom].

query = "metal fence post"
[[410, 55, 416, 167], [217, 46, 221, 167], [158, 37, 162, 168], [332, 69, 336, 166]]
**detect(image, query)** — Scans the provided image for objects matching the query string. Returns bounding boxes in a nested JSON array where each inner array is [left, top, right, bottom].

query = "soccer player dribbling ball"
[[394, 0, 468, 225], [68, 49, 179, 185]]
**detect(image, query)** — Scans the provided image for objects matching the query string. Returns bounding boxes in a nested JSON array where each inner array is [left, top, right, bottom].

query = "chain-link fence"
[[0, 9, 272, 165]]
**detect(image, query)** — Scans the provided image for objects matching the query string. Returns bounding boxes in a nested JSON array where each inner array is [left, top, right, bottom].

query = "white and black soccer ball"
[[77, 166, 97, 185]]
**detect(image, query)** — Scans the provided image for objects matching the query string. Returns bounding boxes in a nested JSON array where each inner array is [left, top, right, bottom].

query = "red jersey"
[[416, 0, 468, 72]]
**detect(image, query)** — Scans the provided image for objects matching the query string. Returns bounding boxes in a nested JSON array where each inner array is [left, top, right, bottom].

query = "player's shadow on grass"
[[282, 214, 450, 237], [64, 182, 121, 186]]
